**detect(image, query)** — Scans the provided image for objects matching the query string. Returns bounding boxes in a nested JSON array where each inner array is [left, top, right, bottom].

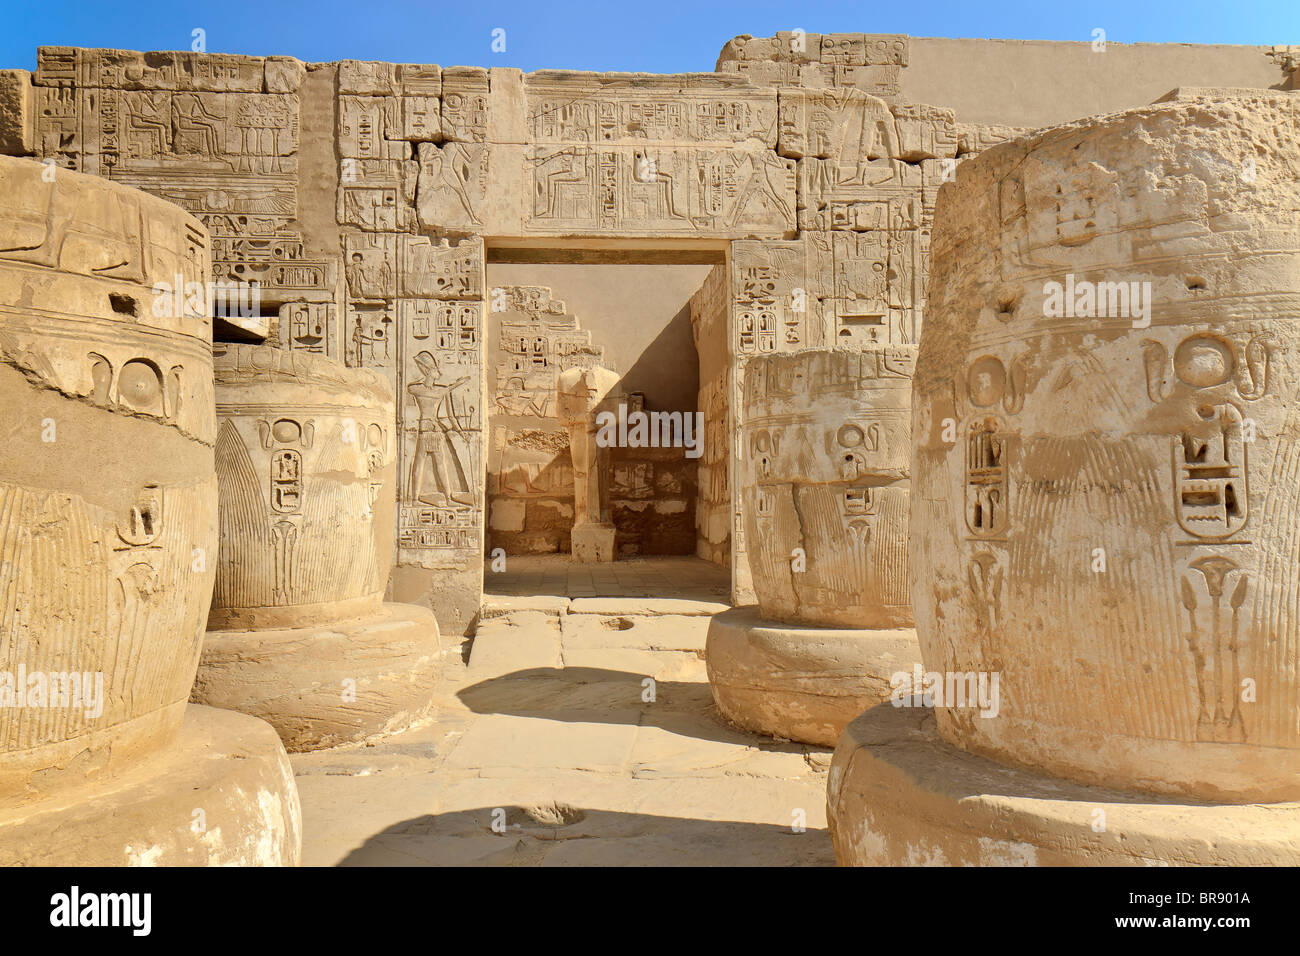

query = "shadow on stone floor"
[[337, 804, 834, 866], [455, 666, 815, 751]]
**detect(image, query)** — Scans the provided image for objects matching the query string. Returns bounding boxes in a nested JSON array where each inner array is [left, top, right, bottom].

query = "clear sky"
[[0, 0, 1295, 74]]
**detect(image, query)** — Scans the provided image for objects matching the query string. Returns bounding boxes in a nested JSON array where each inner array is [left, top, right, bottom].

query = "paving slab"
[[568, 597, 730, 617], [479, 595, 571, 619], [294, 588, 834, 866]]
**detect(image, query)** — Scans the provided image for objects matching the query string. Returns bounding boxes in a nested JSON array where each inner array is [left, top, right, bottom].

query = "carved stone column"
[[192, 345, 441, 751], [556, 364, 621, 562], [0, 156, 300, 865], [829, 90, 1300, 865], [706, 348, 921, 746]]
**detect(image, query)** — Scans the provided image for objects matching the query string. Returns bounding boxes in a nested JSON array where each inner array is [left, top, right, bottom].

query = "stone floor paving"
[[484, 554, 731, 603], [292, 579, 835, 866]]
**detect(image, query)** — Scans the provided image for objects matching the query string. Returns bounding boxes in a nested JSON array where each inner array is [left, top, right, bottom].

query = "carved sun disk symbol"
[[118, 360, 160, 407], [1175, 336, 1234, 389], [272, 419, 300, 443]]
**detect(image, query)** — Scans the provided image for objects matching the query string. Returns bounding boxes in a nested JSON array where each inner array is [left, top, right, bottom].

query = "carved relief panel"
[[912, 92, 1300, 802], [0, 157, 217, 797], [740, 349, 914, 630]]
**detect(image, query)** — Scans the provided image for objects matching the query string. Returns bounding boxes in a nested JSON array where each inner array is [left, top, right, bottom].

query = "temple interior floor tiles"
[[292, 568, 833, 866]]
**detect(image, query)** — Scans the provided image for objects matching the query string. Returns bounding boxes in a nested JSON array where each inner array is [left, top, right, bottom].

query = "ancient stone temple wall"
[[689, 264, 730, 567], [486, 284, 597, 555], [716, 33, 1294, 128], [0, 50, 489, 633], [2, 36, 1288, 628]]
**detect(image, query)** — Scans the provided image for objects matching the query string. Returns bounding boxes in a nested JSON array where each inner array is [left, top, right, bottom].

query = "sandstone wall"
[[715, 33, 1294, 127], [485, 284, 591, 555], [901, 38, 1292, 128], [690, 263, 730, 567], [2, 36, 1290, 622], [484, 270, 706, 558]]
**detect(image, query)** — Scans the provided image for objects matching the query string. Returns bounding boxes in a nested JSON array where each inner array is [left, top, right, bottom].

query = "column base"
[[194, 602, 441, 752], [705, 605, 920, 747], [571, 523, 617, 562], [827, 703, 1300, 866], [0, 704, 300, 866]]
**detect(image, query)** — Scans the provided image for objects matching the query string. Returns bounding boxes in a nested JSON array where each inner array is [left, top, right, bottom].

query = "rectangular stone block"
[[32, 85, 79, 168], [35, 47, 76, 87], [396, 63, 441, 96], [59, 49, 266, 91], [398, 235, 483, 299], [338, 60, 398, 96], [264, 56, 305, 93], [489, 498, 526, 533], [524, 71, 777, 146], [718, 60, 802, 87], [0, 70, 33, 154], [337, 157, 416, 230], [731, 235, 833, 355], [508, 143, 793, 239], [415, 140, 493, 235], [893, 103, 958, 161], [279, 301, 339, 356], [441, 66, 488, 142], [338, 94, 401, 158], [398, 95, 440, 141], [488, 67, 526, 144]]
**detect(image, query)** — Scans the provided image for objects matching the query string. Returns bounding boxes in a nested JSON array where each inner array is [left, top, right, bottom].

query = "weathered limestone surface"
[[194, 345, 440, 751], [193, 604, 442, 753], [293, 595, 835, 867], [901, 39, 1290, 128], [557, 364, 621, 563], [688, 265, 731, 567], [716, 32, 1289, 127], [3, 36, 1283, 630], [0, 35, 1294, 867], [915, 90, 1300, 803], [708, 606, 920, 746], [0, 152, 212, 788], [742, 350, 914, 629], [486, 285, 598, 555], [208, 345, 396, 627], [0, 70, 33, 155], [0, 705, 301, 866], [0, 155, 299, 864], [827, 704, 1300, 867], [0, 39, 1013, 625], [724, 77, 965, 602], [707, 348, 921, 745], [830, 89, 1300, 866]]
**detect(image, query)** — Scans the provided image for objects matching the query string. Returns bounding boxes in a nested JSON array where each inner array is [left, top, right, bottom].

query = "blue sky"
[[0, 0, 1295, 73]]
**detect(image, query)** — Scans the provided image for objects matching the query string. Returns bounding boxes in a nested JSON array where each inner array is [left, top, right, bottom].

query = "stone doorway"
[[483, 255, 729, 572]]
